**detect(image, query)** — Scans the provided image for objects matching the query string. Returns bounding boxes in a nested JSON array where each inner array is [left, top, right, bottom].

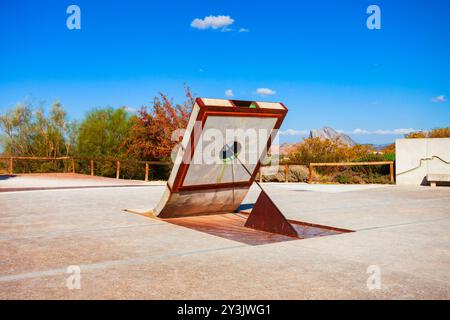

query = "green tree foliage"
[[75, 107, 136, 177], [0, 87, 195, 179], [0, 102, 35, 156], [0, 101, 77, 172], [0, 101, 75, 157], [76, 107, 134, 158]]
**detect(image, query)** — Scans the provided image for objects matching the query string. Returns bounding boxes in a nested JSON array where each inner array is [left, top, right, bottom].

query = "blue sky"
[[0, 0, 449, 144]]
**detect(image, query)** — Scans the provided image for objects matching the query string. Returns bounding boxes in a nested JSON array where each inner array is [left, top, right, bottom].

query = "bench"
[[427, 173, 450, 187]]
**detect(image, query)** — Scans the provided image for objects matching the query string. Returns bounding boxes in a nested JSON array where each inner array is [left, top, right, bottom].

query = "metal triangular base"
[[244, 190, 298, 238]]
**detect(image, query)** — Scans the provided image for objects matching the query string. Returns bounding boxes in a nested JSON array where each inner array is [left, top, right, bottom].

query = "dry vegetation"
[[404, 127, 450, 139], [268, 127, 449, 184], [1, 90, 448, 184], [0, 87, 194, 179], [264, 138, 394, 184]]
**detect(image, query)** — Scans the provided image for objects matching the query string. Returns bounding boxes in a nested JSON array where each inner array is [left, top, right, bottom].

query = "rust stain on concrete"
[[164, 213, 352, 245]]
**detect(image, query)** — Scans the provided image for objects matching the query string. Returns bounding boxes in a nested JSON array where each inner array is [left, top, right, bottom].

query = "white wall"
[[396, 138, 450, 185]]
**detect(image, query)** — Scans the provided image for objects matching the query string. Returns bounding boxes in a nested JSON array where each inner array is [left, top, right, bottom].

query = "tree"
[[0, 101, 74, 157], [74, 107, 135, 177], [76, 107, 134, 158], [126, 86, 194, 161], [0, 102, 34, 156], [0, 101, 76, 173]]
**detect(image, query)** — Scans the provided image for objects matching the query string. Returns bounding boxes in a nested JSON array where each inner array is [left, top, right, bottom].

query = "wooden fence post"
[[285, 164, 289, 183], [9, 157, 13, 175], [116, 161, 120, 179], [390, 162, 394, 183], [72, 158, 75, 174], [90, 159, 94, 176], [308, 163, 313, 183], [145, 161, 149, 181]]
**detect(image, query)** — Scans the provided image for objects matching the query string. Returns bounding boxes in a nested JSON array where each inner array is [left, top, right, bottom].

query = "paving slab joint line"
[[0, 185, 165, 194], [0, 244, 246, 282], [0, 221, 166, 241], [284, 237, 450, 286], [284, 196, 450, 215], [355, 217, 450, 232]]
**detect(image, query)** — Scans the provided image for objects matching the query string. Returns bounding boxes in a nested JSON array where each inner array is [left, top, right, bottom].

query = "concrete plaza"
[[0, 174, 449, 299]]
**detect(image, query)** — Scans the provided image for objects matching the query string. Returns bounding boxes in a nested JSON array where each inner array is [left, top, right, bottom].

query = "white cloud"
[[346, 128, 418, 135], [238, 28, 249, 32], [256, 88, 276, 96], [279, 129, 308, 136], [225, 89, 234, 97], [432, 95, 446, 103], [191, 15, 234, 30], [279, 128, 419, 136], [123, 106, 137, 114]]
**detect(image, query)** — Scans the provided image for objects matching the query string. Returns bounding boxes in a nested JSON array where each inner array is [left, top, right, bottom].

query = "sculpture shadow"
[[0, 174, 17, 181]]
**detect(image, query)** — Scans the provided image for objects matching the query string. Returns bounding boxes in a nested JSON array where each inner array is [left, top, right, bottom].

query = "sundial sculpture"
[[147, 98, 298, 238]]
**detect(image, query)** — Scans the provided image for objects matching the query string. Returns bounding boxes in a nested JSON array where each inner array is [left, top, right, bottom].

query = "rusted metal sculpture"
[[133, 97, 299, 238]]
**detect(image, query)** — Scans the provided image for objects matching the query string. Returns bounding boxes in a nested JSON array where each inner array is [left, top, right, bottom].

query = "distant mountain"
[[278, 142, 299, 156], [309, 126, 357, 146], [279, 126, 358, 156], [372, 143, 392, 151]]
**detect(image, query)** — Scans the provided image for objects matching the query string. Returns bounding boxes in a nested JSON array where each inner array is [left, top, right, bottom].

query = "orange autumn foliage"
[[288, 137, 375, 164], [126, 86, 195, 160], [405, 127, 450, 139]]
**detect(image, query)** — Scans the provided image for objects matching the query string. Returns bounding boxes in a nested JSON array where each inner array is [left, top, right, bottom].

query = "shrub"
[[335, 173, 352, 184], [262, 165, 309, 182], [405, 127, 450, 139], [383, 153, 395, 161], [428, 127, 450, 138], [288, 138, 375, 164], [405, 131, 427, 138], [382, 143, 395, 155]]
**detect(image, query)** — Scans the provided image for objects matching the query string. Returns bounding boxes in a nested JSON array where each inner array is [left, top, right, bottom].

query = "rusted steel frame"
[[234, 156, 298, 238], [244, 190, 298, 238], [178, 181, 251, 192], [172, 98, 287, 193]]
